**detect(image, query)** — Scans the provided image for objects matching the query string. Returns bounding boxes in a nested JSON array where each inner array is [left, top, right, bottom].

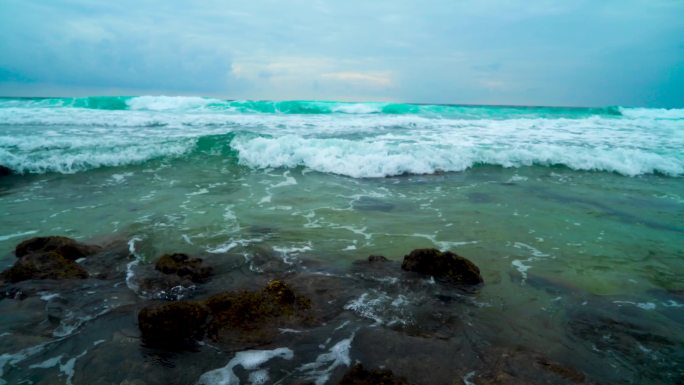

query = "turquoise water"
[[0, 96, 683, 384]]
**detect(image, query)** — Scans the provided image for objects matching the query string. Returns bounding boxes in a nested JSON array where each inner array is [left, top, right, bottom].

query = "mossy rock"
[[339, 364, 415, 385], [15, 236, 101, 261], [154, 253, 212, 283], [204, 279, 311, 340], [1, 251, 89, 283], [401, 248, 483, 285], [138, 301, 209, 349], [137, 280, 312, 349]]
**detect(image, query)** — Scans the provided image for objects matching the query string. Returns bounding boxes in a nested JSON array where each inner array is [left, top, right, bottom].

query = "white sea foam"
[[344, 291, 412, 326], [613, 300, 657, 310], [0, 230, 38, 242], [298, 334, 355, 385], [511, 260, 531, 281], [126, 96, 224, 111], [27, 349, 88, 385], [0, 342, 51, 384], [196, 347, 293, 385]]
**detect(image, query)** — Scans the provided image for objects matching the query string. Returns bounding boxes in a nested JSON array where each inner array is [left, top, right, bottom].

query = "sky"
[[0, 0, 683, 107]]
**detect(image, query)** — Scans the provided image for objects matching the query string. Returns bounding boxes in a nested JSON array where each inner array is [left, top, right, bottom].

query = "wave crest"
[[230, 134, 684, 178]]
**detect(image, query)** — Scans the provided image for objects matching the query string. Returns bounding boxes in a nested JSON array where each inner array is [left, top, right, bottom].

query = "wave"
[[1, 128, 681, 177], [0, 96, 631, 118], [230, 134, 684, 178], [0, 97, 682, 177]]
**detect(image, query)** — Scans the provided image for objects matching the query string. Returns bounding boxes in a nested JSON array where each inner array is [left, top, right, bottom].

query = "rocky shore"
[[0, 235, 605, 385]]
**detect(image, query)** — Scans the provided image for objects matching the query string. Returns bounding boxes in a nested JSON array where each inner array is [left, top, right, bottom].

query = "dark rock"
[[401, 248, 483, 285], [535, 357, 585, 383], [138, 301, 209, 349], [473, 349, 590, 385], [339, 364, 415, 385], [15, 236, 101, 261], [137, 280, 312, 350], [1, 252, 88, 283], [154, 253, 212, 283], [0, 165, 12, 176], [368, 255, 389, 263], [0, 286, 26, 300], [203, 279, 312, 341]]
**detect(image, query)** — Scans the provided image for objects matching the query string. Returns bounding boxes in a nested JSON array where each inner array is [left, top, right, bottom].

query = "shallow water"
[[0, 97, 683, 384]]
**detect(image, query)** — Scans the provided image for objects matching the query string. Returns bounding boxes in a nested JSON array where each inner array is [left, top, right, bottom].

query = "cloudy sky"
[[0, 0, 682, 107]]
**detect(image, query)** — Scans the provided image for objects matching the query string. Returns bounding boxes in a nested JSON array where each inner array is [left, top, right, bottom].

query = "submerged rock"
[[368, 255, 389, 263], [401, 248, 483, 285], [0, 165, 13, 176], [339, 364, 415, 385], [137, 280, 312, 349], [1, 251, 89, 283], [138, 301, 209, 349], [15, 236, 101, 260], [154, 253, 212, 283]]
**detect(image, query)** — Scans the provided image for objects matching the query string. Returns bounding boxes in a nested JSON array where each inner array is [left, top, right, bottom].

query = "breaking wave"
[[0, 96, 682, 177]]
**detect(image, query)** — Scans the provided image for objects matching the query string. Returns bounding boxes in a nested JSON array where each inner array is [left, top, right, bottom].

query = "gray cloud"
[[0, 0, 682, 107]]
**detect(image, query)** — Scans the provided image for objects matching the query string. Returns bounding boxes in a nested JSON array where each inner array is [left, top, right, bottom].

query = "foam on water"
[[298, 333, 355, 385], [196, 347, 293, 385], [344, 291, 412, 326], [0, 230, 38, 242]]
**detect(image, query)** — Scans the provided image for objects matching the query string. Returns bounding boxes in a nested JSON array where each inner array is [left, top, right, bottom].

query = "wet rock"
[[15, 236, 101, 261], [1, 252, 89, 283], [339, 364, 415, 385], [474, 350, 590, 385], [0, 165, 13, 176], [137, 280, 312, 349], [368, 255, 389, 263], [204, 279, 312, 342], [535, 357, 586, 383], [401, 249, 483, 285], [567, 309, 681, 383], [0, 286, 26, 300], [138, 301, 209, 349], [154, 253, 212, 283]]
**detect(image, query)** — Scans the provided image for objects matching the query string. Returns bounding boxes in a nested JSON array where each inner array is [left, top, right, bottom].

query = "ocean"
[[0, 96, 682, 384]]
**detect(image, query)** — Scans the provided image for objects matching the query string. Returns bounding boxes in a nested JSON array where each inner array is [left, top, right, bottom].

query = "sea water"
[[0, 96, 682, 384]]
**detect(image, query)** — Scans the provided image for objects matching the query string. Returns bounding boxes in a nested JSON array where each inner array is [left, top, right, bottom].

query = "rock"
[[0, 165, 13, 176], [1, 252, 88, 283], [401, 248, 483, 285], [339, 364, 415, 385], [535, 357, 585, 383], [203, 279, 311, 341], [138, 301, 209, 349], [15, 236, 101, 261], [368, 255, 389, 263], [137, 280, 312, 350], [154, 253, 212, 283]]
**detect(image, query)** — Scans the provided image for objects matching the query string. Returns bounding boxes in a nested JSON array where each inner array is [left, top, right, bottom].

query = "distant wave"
[[0, 96, 630, 118], [0, 96, 682, 177]]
